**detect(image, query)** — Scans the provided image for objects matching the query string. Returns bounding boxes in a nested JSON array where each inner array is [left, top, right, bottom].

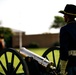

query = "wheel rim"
[[0, 48, 29, 75]]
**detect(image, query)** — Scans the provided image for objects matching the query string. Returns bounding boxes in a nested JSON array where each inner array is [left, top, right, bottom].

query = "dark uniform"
[[60, 21, 76, 75], [60, 21, 76, 66], [59, 4, 76, 75]]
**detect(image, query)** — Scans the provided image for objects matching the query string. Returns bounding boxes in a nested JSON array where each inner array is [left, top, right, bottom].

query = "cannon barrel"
[[20, 47, 53, 68]]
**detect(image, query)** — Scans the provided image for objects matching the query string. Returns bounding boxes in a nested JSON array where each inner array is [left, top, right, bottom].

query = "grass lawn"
[[0, 48, 59, 74], [28, 48, 48, 56]]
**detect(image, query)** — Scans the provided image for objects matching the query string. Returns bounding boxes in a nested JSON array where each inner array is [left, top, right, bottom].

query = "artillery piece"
[[0, 46, 60, 75]]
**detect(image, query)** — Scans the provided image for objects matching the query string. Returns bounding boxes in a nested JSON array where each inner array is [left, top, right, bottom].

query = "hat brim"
[[59, 10, 76, 16]]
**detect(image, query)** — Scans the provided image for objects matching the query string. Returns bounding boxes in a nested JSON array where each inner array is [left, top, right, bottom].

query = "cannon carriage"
[[0, 46, 60, 75]]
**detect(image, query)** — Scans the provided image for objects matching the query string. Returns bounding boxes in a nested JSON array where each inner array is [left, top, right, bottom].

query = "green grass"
[[28, 48, 48, 56], [0, 48, 59, 74]]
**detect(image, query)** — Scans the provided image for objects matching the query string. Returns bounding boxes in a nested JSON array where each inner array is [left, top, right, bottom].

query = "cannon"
[[0, 46, 60, 75]]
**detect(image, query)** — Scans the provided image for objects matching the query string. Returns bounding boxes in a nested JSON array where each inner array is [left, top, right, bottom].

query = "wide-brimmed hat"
[[59, 4, 76, 16]]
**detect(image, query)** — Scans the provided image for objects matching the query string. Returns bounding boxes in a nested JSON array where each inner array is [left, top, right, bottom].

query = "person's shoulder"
[[68, 21, 76, 25], [61, 24, 67, 29]]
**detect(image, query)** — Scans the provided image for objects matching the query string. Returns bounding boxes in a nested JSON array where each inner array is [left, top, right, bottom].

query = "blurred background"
[[0, 0, 76, 48]]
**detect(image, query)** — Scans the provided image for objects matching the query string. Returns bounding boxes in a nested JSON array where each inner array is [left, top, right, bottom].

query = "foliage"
[[50, 16, 66, 29], [52, 42, 60, 46], [28, 42, 39, 48], [0, 27, 14, 47]]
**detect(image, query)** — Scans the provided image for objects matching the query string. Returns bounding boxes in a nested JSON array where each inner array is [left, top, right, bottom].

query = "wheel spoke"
[[52, 50, 56, 67], [0, 61, 7, 74], [45, 56, 49, 60], [10, 53, 14, 70], [4, 52, 8, 70], [11, 53, 14, 64], [12, 61, 21, 74]]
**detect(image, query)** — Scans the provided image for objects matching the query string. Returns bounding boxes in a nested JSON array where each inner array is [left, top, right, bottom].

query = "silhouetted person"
[[59, 4, 76, 75]]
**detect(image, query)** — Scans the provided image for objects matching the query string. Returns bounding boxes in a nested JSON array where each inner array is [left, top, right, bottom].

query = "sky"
[[0, 0, 76, 35]]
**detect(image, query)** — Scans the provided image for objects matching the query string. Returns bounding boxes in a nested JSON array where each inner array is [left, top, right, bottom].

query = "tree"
[[0, 27, 14, 47], [50, 16, 66, 29]]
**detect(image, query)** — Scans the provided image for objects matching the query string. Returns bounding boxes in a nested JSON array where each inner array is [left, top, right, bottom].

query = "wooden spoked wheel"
[[42, 46, 60, 73], [0, 48, 29, 75]]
